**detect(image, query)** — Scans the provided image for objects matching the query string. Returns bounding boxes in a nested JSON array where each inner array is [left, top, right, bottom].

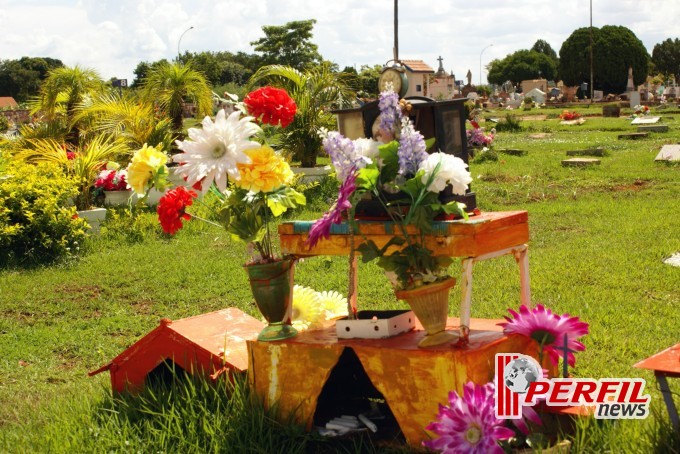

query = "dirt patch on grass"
[[478, 173, 524, 183], [528, 132, 551, 139], [610, 179, 651, 192], [54, 284, 102, 302]]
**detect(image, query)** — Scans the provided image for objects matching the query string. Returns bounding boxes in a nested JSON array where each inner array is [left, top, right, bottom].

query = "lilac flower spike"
[[378, 88, 402, 135], [322, 130, 357, 183], [397, 116, 428, 176]]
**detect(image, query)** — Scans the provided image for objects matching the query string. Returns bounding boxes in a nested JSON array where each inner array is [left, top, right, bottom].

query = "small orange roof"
[[0, 97, 18, 108], [401, 60, 434, 73]]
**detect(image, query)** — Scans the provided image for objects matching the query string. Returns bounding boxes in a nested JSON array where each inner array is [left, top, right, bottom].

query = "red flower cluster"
[[94, 170, 127, 191], [244, 86, 296, 128], [559, 110, 581, 121], [66, 151, 76, 160], [157, 186, 197, 234]]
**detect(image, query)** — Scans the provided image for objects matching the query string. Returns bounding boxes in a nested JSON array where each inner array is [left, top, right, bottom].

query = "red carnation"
[[157, 186, 197, 234], [244, 86, 297, 128]]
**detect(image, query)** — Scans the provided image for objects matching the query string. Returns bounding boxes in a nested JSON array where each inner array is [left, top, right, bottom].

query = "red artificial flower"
[[66, 151, 76, 160], [244, 86, 297, 128], [157, 186, 197, 234]]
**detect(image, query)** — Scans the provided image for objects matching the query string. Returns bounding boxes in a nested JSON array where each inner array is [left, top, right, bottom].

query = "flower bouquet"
[[127, 87, 306, 341], [558, 110, 581, 121], [307, 86, 473, 347], [466, 121, 495, 149], [94, 163, 132, 206]]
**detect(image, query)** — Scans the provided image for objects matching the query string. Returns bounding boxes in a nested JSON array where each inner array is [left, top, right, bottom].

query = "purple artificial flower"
[[378, 88, 402, 135], [424, 382, 514, 453], [322, 130, 360, 183], [397, 117, 428, 176], [306, 170, 357, 249], [499, 304, 589, 367]]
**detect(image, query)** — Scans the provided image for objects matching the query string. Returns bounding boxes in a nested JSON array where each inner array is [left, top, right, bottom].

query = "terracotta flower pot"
[[244, 258, 297, 342], [395, 277, 456, 347]]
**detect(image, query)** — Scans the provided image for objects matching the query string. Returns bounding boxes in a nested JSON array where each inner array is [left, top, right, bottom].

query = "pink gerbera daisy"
[[499, 304, 589, 367], [424, 382, 514, 453]]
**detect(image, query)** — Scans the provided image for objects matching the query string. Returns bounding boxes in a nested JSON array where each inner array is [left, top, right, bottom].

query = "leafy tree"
[[250, 20, 323, 70], [247, 64, 355, 167], [132, 60, 168, 88], [140, 61, 213, 136], [31, 65, 106, 145], [560, 26, 649, 94], [356, 64, 382, 98], [652, 38, 680, 82], [0, 57, 64, 102], [531, 39, 558, 61], [487, 50, 557, 86]]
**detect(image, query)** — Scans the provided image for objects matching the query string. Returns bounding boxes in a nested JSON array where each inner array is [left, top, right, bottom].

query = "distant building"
[[402, 60, 434, 98], [402, 58, 456, 100], [520, 79, 548, 94], [0, 97, 18, 109]]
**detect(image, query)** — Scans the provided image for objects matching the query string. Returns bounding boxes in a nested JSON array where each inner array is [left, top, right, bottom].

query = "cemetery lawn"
[[1, 105, 679, 452]]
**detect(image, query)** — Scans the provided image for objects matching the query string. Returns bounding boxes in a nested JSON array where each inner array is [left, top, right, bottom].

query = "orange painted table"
[[634, 343, 680, 432], [247, 317, 542, 447], [279, 211, 531, 342]]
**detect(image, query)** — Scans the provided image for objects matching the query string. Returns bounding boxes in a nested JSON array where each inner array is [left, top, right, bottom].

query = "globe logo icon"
[[503, 357, 541, 394]]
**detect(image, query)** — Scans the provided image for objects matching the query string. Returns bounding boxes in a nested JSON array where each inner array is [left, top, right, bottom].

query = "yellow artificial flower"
[[291, 285, 324, 331], [127, 144, 167, 193], [317, 290, 348, 320], [235, 145, 293, 193]]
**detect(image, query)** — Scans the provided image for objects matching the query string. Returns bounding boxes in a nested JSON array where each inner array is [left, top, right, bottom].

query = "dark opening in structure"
[[144, 359, 188, 388], [313, 347, 405, 444]]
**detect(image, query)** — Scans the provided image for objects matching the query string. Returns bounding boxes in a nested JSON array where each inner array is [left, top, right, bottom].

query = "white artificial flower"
[[419, 152, 473, 195], [352, 138, 381, 165], [172, 110, 262, 194]]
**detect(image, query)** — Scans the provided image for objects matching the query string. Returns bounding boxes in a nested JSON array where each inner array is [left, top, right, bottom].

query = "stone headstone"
[[602, 104, 621, 117], [618, 132, 648, 140], [637, 125, 669, 133], [629, 91, 641, 108], [562, 158, 601, 167], [655, 144, 680, 162], [566, 147, 608, 157]]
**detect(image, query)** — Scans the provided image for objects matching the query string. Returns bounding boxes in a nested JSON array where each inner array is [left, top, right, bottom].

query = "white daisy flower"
[[172, 110, 262, 194]]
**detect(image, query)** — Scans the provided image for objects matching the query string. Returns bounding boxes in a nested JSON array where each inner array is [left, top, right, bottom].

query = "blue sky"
[[0, 0, 677, 84]]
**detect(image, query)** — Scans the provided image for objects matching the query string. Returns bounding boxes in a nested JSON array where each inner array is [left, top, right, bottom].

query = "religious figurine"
[[466, 69, 472, 86]]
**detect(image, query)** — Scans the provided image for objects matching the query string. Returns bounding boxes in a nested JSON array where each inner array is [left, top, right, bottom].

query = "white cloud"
[[0, 0, 678, 84]]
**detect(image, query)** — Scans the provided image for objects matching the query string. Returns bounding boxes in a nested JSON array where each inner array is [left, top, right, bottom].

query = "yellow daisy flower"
[[292, 285, 324, 331], [236, 145, 293, 193]]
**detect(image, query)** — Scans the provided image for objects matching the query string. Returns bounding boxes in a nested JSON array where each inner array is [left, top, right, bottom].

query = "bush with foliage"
[[0, 115, 9, 133], [494, 114, 522, 132], [0, 159, 87, 266]]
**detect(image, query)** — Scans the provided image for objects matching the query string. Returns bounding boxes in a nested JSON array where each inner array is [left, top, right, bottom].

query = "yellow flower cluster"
[[126, 144, 168, 193], [236, 145, 293, 193]]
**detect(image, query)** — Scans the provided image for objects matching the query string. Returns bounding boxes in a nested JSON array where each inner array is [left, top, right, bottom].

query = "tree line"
[[487, 26, 679, 95], [1, 20, 679, 103]]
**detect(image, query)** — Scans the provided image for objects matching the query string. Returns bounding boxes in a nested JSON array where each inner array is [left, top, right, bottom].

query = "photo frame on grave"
[[332, 96, 476, 210]]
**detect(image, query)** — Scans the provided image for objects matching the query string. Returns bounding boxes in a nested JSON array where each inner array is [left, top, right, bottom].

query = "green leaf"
[[356, 240, 381, 263], [356, 167, 380, 190], [378, 140, 400, 182], [424, 137, 436, 151]]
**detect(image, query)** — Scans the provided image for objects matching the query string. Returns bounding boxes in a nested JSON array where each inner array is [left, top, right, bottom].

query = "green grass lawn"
[[1, 108, 679, 452]]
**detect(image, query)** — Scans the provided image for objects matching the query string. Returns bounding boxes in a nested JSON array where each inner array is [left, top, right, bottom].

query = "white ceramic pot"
[[103, 190, 133, 206], [76, 207, 107, 234], [291, 165, 333, 184]]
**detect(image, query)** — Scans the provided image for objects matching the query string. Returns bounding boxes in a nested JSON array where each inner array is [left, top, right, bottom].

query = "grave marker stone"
[[562, 158, 601, 167], [655, 145, 680, 162], [631, 117, 660, 125]]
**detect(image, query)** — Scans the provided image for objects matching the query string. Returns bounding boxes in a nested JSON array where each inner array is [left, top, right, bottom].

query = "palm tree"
[[72, 92, 174, 157], [30, 65, 105, 144], [247, 64, 355, 168], [140, 61, 213, 137]]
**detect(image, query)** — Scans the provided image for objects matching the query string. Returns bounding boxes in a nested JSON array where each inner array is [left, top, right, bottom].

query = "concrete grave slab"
[[655, 145, 680, 162], [631, 117, 661, 125]]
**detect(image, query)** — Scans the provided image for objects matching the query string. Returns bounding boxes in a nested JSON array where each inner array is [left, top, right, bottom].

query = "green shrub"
[[494, 113, 523, 132], [0, 159, 87, 266], [0, 115, 9, 133]]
